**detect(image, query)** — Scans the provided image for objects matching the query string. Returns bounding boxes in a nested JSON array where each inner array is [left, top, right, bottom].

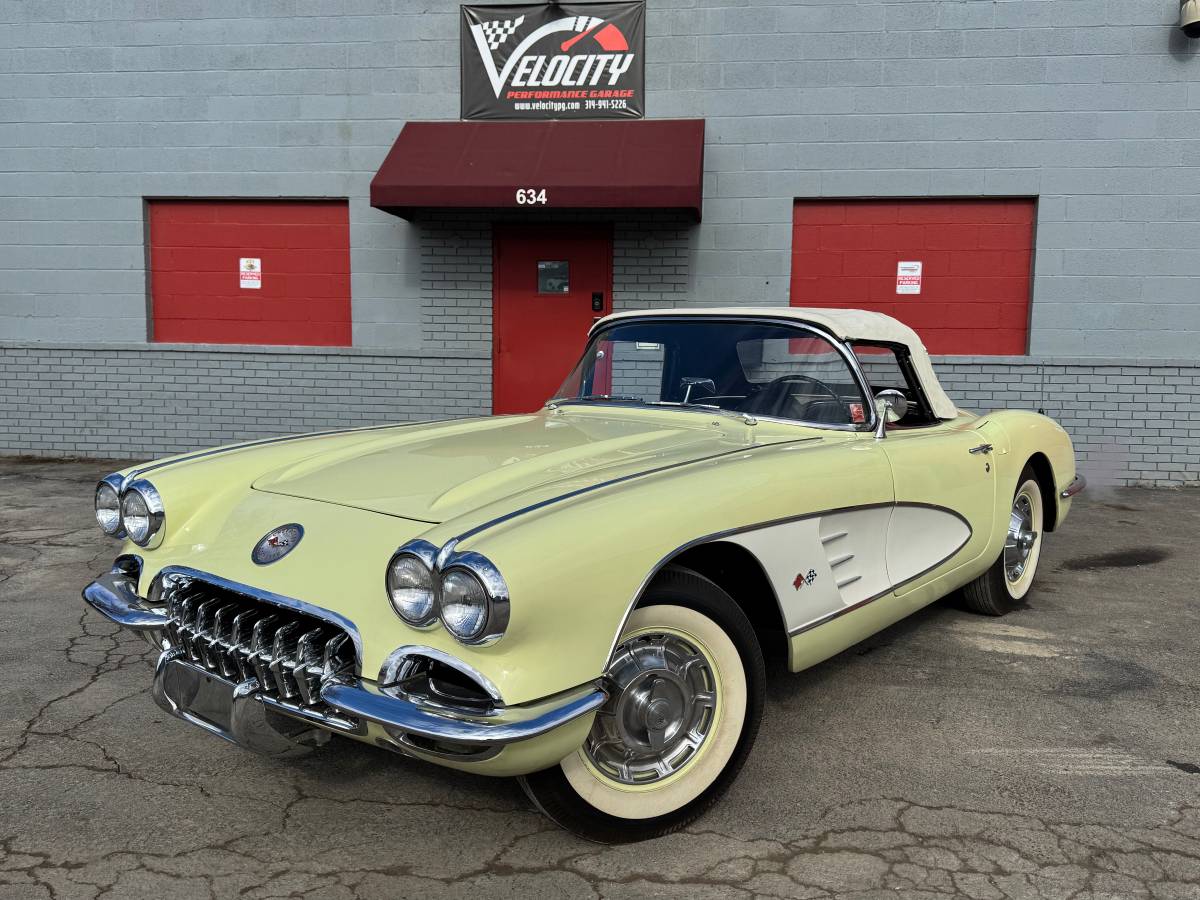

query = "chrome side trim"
[[604, 501, 973, 660], [321, 678, 606, 748], [453, 436, 822, 544], [1060, 474, 1086, 499], [118, 419, 443, 491], [157, 565, 364, 669]]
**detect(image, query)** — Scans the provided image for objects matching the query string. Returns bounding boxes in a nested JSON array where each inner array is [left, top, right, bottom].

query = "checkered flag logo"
[[479, 15, 524, 50]]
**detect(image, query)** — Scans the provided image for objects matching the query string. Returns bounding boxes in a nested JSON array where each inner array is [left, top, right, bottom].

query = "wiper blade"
[[546, 394, 645, 406]]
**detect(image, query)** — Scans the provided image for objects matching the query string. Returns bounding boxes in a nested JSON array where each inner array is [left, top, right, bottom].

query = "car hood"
[[251, 411, 791, 524]]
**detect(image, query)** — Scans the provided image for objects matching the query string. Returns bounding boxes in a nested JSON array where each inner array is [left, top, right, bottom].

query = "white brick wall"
[[2, 343, 1196, 486]]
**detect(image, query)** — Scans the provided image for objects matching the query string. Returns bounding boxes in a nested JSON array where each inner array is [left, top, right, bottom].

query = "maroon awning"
[[370, 119, 705, 221]]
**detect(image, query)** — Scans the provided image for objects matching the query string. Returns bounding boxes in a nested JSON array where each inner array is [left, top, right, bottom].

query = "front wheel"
[[518, 566, 765, 843], [961, 465, 1045, 616]]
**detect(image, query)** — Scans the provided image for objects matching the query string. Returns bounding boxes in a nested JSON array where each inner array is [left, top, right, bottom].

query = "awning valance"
[[370, 119, 705, 221]]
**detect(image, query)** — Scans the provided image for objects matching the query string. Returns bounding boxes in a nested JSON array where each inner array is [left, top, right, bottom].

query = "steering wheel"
[[741, 374, 849, 422]]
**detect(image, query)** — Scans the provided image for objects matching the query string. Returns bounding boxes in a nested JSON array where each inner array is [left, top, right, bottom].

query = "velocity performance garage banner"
[[461, 2, 645, 120]]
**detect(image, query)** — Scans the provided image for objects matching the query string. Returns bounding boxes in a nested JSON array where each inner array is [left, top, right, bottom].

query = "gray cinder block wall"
[[1, 0, 1199, 484]]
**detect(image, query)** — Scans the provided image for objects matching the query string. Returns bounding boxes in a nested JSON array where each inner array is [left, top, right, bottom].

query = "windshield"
[[551, 319, 870, 427]]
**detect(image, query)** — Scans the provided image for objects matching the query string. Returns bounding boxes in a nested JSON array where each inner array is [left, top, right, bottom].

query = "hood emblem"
[[252, 524, 304, 565]]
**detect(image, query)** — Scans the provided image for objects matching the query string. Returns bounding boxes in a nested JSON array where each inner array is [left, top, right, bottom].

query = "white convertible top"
[[595, 306, 959, 420]]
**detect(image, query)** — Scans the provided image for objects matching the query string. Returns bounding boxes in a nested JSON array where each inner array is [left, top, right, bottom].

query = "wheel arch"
[[644, 541, 788, 670], [1023, 451, 1059, 533]]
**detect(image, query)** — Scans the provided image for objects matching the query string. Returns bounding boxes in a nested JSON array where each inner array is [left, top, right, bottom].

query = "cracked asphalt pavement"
[[1, 457, 1199, 899]]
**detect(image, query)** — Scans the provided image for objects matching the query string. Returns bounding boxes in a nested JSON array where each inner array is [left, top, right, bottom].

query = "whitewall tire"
[[518, 566, 765, 843], [961, 465, 1046, 616]]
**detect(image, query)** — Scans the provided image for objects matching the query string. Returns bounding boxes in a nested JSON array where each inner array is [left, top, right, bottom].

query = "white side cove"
[[726, 504, 971, 636]]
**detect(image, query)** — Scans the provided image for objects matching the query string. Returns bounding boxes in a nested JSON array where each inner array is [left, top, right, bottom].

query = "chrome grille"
[[163, 576, 355, 708]]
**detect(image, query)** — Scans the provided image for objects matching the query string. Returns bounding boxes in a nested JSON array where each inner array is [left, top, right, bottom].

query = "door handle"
[[968, 443, 994, 455]]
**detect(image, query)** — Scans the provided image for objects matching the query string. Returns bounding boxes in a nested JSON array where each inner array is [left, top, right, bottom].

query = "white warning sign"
[[896, 260, 922, 295], [239, 257, 262, 289]]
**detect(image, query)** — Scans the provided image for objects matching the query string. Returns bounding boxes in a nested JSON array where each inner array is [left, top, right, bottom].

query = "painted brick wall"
[[3, 1, 1198, 357], [2, 0, 1200, 481], [2, 343, 1196, 487], [935, 357, 1200, 486], [0, 345, 489, 458]]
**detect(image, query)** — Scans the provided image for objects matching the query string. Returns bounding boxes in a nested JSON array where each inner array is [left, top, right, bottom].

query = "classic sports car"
[[84, 307, 1084, 842]]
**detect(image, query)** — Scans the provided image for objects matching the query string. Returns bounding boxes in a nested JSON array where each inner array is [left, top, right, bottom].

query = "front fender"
[[983, 410, 1078, 532], [455, 434, 893, 704]]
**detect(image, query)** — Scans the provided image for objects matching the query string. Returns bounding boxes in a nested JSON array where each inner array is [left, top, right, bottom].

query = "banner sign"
[[461, 2, 645, 120]]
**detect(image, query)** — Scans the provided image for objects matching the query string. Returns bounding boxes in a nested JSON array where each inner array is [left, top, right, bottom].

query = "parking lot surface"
[[1, 457, 1198, 899]]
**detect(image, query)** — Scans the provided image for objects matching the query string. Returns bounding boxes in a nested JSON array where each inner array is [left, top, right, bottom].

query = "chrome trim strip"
[[604, 501, 973, 660], [1060, 474, 1086, 499], [118, 419, 443, 491], [453, 437, 822, 545], [321, 678, 606, 748], [82, 570, 169, 632], [158, 565, 364, 669]]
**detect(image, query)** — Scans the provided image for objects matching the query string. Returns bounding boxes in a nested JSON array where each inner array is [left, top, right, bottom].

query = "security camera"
[[1182, 0, 1200, 38]]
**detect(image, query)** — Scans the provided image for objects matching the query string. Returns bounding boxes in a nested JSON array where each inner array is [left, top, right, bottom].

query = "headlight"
[[119, 479, 164, 547], [439, 551, 510, 646], [387, 553, 437, 626], [94, 478, 122, 535], [384, 542, 510, 645], [440, 569, 490, 642]]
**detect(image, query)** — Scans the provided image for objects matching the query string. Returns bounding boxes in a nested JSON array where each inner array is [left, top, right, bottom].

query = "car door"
[[879, 423, 997, 596], [850, 341, 998, 596]]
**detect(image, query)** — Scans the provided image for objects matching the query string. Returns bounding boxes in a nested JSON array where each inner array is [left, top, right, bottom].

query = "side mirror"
[[680, 377, 717, 404], [873, 389, 909, 439]]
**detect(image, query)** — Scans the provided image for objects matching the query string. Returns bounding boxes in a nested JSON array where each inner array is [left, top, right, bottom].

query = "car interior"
[[577, 321, 943, 430]]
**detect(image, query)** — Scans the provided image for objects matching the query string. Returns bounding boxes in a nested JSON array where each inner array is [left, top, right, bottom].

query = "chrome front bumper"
[[83, 567, 606, 760]]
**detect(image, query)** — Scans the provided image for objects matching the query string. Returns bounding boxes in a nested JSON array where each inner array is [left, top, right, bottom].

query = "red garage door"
[[791, 199, 1035, 355], [149, 200, 351, 346]]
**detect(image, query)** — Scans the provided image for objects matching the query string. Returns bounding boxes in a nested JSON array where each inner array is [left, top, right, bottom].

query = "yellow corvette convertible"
[[84, 308, 1083, 842]]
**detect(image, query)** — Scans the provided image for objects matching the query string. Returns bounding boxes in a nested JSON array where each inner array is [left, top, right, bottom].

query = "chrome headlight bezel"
[[386, 544, 439, 629], [94, 474, 124, 537], [119, 478, 165, 547], [384, 540, 510, 647], [440, 552, 510, 646]]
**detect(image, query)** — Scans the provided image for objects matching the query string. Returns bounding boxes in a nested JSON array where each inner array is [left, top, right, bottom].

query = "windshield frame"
[[549, 314, 881, 433]]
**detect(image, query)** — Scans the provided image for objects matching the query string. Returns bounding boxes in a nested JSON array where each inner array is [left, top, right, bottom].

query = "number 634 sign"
[[515, 188, 548, 206]]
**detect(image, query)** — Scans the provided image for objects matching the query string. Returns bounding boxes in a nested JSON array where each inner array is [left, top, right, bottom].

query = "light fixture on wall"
[[1181, 0, 1200, 37]]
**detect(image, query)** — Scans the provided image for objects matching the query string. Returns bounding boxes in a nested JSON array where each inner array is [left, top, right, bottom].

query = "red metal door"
[[148, 199, 351, 346], [791, 199, 1036, 355], [492, 224, 612, 414]]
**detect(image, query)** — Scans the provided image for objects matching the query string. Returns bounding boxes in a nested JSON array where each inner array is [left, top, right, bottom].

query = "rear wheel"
[[961, 465, 1045, 616], [518, 566, 765, 843]]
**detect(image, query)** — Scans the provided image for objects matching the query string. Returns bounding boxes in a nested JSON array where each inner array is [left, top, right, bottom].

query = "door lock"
[[592, 292, 604, 312]]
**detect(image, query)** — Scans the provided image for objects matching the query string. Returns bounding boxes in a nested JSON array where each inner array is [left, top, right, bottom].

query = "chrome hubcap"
[[1004, 494, 1039, 583], [585, 631, 717, 785]]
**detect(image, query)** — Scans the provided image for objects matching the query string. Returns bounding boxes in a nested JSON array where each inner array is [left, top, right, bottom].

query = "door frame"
[[490, 222, 614, 414]]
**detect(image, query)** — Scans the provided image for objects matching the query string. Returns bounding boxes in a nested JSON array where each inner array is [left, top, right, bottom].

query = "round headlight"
[[119, 480, 164, 547], [440, 568, 490, 642], [387, 553, 436, 626], [120, 490, 151, 544], [94, 481, 121, 535]]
